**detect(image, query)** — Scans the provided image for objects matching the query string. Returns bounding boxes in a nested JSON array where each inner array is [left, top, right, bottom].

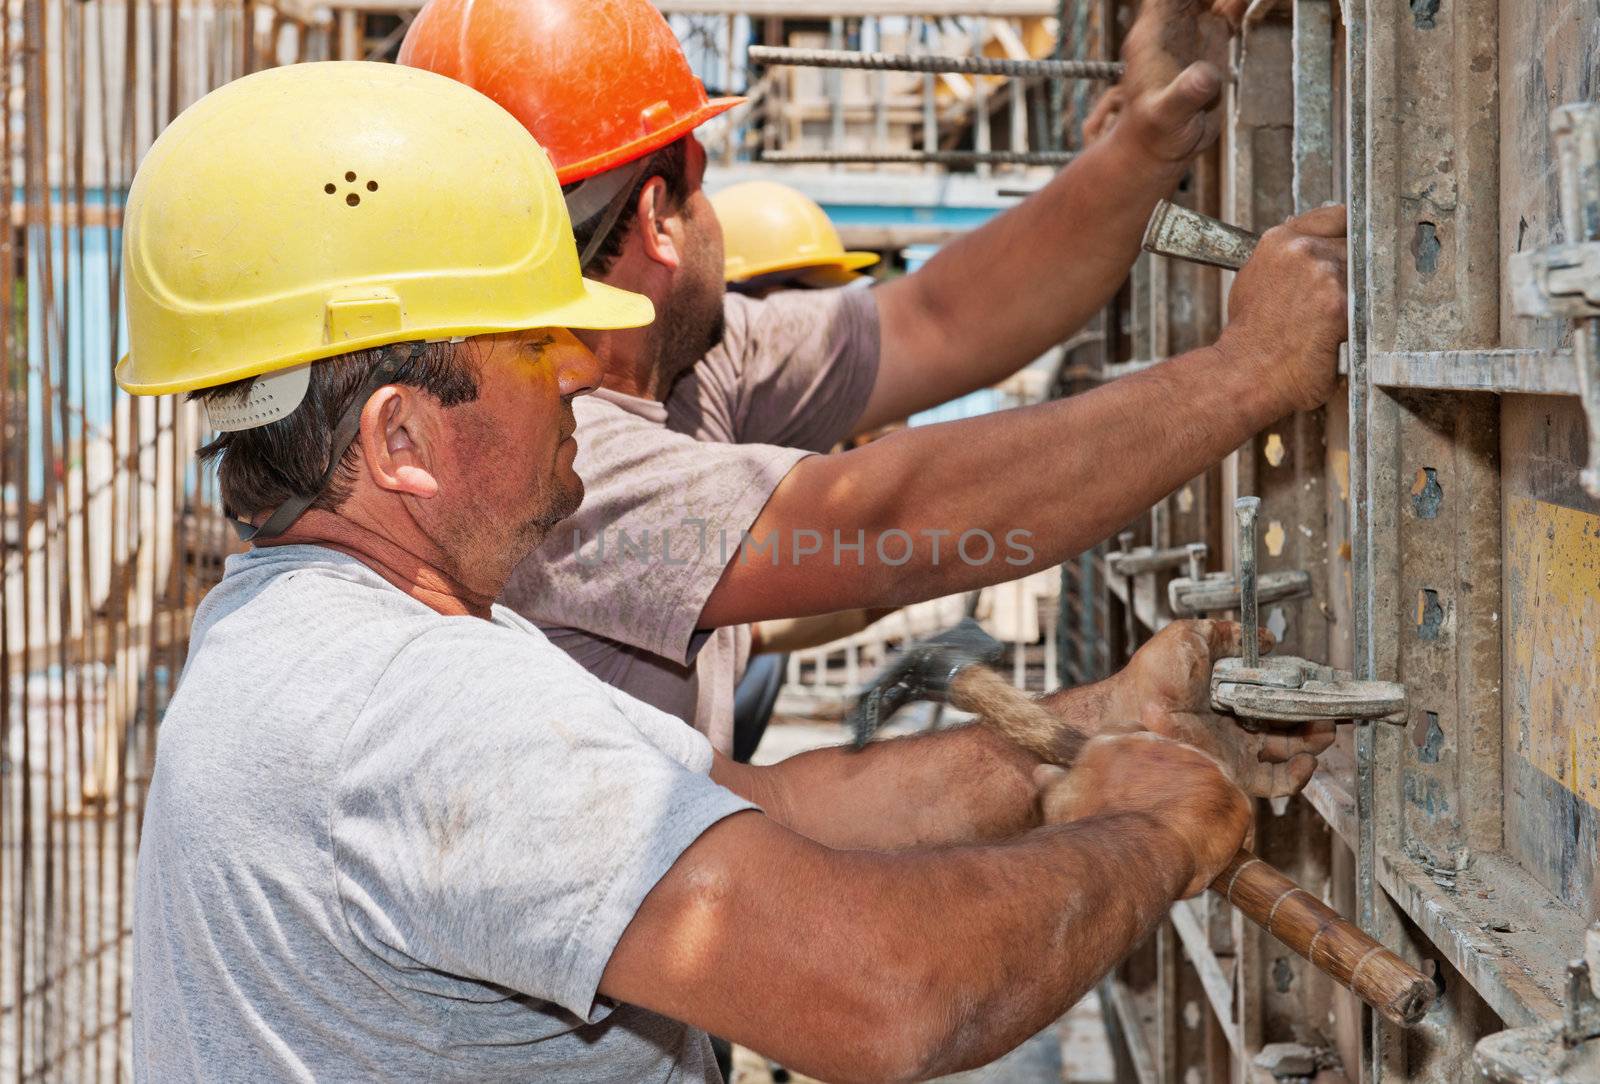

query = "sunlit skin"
[[264, 327, 601, 618]]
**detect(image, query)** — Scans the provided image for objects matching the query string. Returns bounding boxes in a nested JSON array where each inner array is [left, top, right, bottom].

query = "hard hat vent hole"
[[366, 180, 378, 192], [344, 171, 357, 182], [346, 193, 360, 207], [323, 183, 336, 195]]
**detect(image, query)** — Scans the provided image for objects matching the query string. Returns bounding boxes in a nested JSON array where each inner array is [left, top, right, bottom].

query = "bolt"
[[1185, 542, 1207, 581], [1234, 497, 1261, 667]]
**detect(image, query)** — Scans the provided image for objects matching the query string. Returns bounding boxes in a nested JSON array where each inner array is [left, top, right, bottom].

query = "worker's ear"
[[634, 176, 685, 271], [358, 385, 440, 500]]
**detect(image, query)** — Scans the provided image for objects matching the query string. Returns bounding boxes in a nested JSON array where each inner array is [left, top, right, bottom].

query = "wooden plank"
[[1106, 978, 1162, 1084], [1169, 903, 1242, 1059]]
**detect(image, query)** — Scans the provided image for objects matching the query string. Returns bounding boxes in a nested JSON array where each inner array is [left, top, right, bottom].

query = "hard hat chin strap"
[[564, 157, 652, 271], [229, 342, 425, 544]]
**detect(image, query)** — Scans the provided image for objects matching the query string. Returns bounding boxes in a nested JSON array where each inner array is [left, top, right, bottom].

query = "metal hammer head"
[[846, 618, 1004, 748]]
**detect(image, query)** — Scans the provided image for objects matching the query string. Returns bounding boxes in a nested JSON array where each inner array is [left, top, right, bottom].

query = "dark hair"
[[563, 137, 693, 275], [191, 339, 481, 520]]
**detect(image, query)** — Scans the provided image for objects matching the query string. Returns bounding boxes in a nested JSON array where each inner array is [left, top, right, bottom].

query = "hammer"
[[848, 620, 1434, 1028]]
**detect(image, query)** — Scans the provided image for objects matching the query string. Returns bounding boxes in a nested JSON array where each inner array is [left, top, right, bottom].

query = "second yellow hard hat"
[[712, 181, 879, 288]]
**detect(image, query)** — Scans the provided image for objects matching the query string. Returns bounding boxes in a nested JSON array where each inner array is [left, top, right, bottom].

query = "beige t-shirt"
[[501, 288, 880, 751]]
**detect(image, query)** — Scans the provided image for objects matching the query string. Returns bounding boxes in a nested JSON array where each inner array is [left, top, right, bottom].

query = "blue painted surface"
[[819, 202, 1002, 231]]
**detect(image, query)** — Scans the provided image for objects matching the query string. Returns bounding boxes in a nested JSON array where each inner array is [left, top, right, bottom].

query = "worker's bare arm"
[[709, 680, 1107, 849], [711, 619, 1332, 850], [860, 0, 1229, 430], [698, 205, 1347, 630], [601, 735, 1249, 1084]]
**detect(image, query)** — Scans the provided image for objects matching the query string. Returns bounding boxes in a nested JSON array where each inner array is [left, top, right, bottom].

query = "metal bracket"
[[1169, 569, 1314, 617], [1211, 655, 1408, 727], [1105, 541, 1206, 579], [1475, 926, 1600, 1082], [1210, 497, 1407, 729], [1507, 102, 1600, 498], [1509, 242, 1600, 319]]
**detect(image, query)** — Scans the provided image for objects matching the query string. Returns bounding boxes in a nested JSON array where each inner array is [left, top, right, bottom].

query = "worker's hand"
[[1210, 0, 1253, 28], [1109, 0, 1230, 167], [1103, 620, 1336, 797], [1035, 732, 1251, 898], [1219, 204, 1349, 414]]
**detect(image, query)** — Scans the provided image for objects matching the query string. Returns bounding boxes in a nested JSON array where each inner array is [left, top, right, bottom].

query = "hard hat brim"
[[551, 276, 658, 332], [114, 277, 653, 396], [795, 265, 871, 289], [556, 96, 747, 186], [725, 250, 881, 285]]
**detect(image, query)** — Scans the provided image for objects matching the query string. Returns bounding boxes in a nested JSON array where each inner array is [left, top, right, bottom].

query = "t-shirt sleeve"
[[502, 397, 808, 665], [331, 622, 756, 1020], [672, 287, 881, 452]]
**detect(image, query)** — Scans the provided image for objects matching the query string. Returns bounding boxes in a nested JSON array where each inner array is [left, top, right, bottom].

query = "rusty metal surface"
[[1141, 200, 1259, 272]]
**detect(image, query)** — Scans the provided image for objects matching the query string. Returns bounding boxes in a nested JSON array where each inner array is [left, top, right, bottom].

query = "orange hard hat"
[[398, 0, 745, 186]]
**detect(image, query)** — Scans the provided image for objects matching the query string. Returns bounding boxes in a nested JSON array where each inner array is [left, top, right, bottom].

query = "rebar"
[[747, 45, 1123, 81], [760, 149, 1076, 167]]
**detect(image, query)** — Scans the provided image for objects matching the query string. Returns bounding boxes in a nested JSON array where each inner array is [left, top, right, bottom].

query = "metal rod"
[[747, 44, 1122, 80], [1234, 497, 1262, 667], [760, 148, 1075, 166]]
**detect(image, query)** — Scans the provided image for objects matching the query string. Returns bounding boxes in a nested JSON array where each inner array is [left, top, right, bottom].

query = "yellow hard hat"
[[116, 61, 653, 397], [711, 181, 879, 287]]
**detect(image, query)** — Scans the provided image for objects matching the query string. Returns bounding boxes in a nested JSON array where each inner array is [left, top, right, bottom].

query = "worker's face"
[[431, 328, 600, 567], [649, 137, 727, 390]]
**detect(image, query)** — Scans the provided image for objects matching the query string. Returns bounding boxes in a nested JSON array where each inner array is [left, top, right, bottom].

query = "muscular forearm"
[[702, 342, 1281, 625], [876, 813, 1192, 1078], [606, 807, 1194, 1084], [862, 130, 1184, 430], [713, 682, 1110, 849]]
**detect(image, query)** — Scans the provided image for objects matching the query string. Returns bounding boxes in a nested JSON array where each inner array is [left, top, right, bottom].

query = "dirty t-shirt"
[[133, 545, 754, 1083], [502, 288, 881, 751]]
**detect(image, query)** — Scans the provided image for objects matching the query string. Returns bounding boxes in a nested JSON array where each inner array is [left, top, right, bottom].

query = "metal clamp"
[[1210, 497, 1407, 729], [1507, 102, 1600, 499], [1170, 570, 1314, 617], [1105, 541, 1207, 579], [1475, 924, 1600, 1081]]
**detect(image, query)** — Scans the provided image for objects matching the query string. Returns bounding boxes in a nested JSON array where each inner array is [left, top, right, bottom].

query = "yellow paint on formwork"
[[1330, 449, 1351, 502], [1506, 496, 1600, 806]]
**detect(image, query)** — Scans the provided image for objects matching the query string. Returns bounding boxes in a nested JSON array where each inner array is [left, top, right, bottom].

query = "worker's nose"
[[550, 335, 603, 400]]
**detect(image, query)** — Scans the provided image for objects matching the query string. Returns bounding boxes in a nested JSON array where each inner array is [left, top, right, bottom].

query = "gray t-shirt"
[[503, 288, 881, 750], [134, 545, 754, 1082]]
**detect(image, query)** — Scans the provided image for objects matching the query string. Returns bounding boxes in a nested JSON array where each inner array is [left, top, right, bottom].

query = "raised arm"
[[859, 0, 1231, 430], [601, 732, 1251, 1084], [698, 205, 1347, 629]]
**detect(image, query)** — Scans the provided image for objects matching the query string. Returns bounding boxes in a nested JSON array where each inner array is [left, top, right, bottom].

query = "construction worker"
[[713, 180, 879, 297], [399, 0, 1349, 774], [126, 61, 1304, 1082]]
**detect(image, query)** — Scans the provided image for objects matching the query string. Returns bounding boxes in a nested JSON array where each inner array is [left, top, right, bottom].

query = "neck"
[[577, 323, 669, 402], [263, 510, 498, 620]]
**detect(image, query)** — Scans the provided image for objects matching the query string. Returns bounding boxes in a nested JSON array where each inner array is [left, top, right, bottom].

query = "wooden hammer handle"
[[1214, 853, 1433, 1027], [946, 667, 1433, 1027]]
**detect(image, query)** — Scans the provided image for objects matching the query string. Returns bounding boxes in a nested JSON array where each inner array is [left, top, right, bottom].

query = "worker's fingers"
[[1209, 0, 1250, 28], [1248, 752, 1319, 798], [1199, 619, 1276, 663], [1287, 203, 1349, 238], [1254, 720, 1338, 763], [1034, 764, 1069, 789], [1082, 87, 1125, 143], [1145, 60, 1225, 134]]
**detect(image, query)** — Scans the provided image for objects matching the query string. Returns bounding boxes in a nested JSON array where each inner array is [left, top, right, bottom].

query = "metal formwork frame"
[[1097, 0, 1600, 1080]]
